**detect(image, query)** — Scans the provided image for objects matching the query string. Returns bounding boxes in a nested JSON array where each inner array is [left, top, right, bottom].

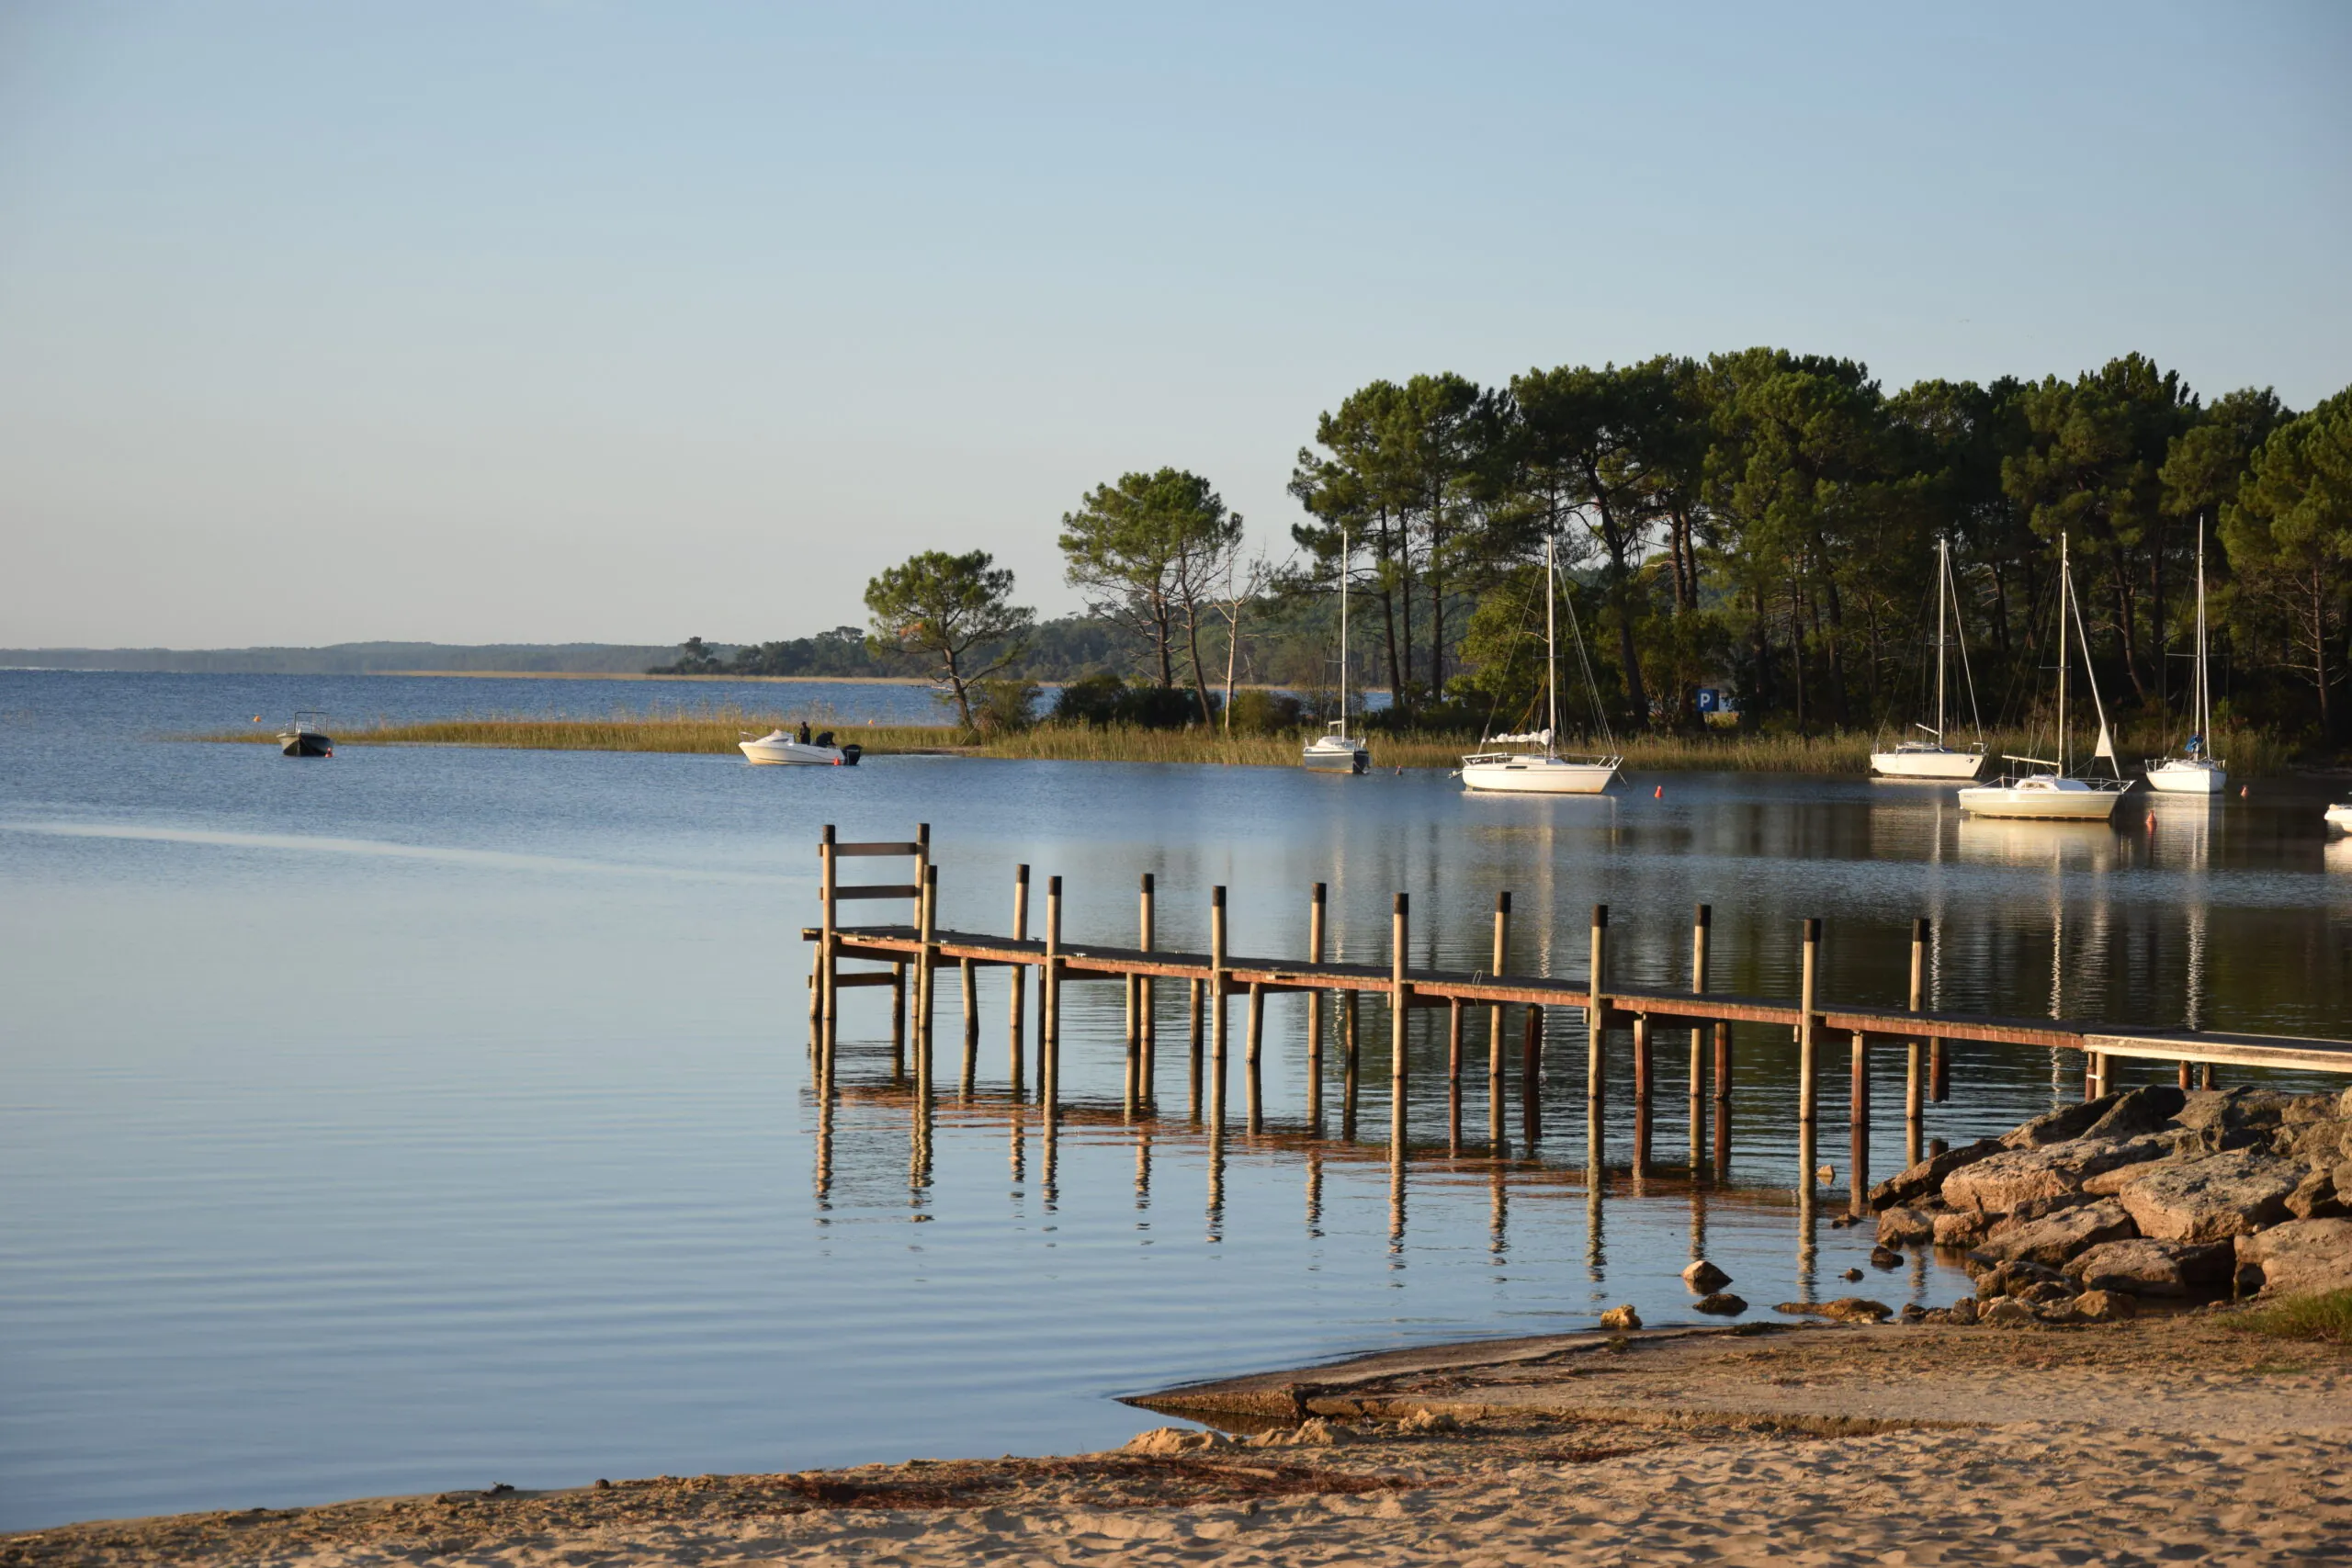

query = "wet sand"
[[9, 1311, 2347, 1566]]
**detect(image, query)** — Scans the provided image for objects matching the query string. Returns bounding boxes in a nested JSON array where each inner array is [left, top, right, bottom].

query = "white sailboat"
[[1301, 525, 1370, 773], [1872, 536, 1986, 779], [1459, 534, 1622, 795], [2143, 522, 2227, 795], [1957, 535, 2133, 822]]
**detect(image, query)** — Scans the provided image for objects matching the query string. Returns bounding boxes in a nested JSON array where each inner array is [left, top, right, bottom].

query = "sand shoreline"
[[13, 1310, 2347, 1565]]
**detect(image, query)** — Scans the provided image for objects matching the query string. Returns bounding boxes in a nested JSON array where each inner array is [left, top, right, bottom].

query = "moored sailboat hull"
[[2143, 759, 2227, 795], [1870, 747, 1984, 779], [1459, 755, 1619, 794], [1957, 776, 2130, 820]]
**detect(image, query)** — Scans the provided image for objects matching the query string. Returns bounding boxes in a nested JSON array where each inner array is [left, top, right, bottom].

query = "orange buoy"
[[1653, 784, 1663, 799]]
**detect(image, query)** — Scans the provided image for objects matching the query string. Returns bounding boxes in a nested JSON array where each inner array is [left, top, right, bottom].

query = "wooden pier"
[[803, 825, 2352, 1204]]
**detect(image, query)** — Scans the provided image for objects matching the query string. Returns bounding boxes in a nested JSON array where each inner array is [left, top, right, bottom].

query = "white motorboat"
[[1460, 533, 1622, 795], [1872, 536, 1986, 779], [740, 727, 863, 766], [2144, 523, 2227, 795], [1957, 534, 2131, 823], [277, 710, 333, 758], [1302, 525, 1369, 773], [2325, 802, 2352, 835]]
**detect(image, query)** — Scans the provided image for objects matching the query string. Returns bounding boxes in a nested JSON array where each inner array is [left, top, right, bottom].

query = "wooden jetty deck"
[[801, 825, 2352, 1203]]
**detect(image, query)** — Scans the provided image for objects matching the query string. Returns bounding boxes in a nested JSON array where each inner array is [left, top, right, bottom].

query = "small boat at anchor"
[[1957, 534, 2132, 822], [1872, 536, 1986, 780], [2143, 523, 2227, 796], [1459, 532, 1621, 795], [1301, 524, 1369, 774], [277, 712, 333, 757], [741, 727, 863, 766], [2325, 802, 2352, 836]]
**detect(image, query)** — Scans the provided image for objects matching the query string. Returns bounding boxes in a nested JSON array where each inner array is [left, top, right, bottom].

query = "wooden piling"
[[915, 863, 938, 1100], [1044, 874, 1062, 1118], [1246, 980, 1265, 1133], [1521, 1005, 1544, 1145], [1390, 893, 1411, 1083], [1188, 977, 1205, 1121], [1342, 989, 1361, 1137], [1798, 918, 1821, 1124], [960, 955, 978, 1095], [1307, 884, 1326, 1130], [1489, 892, 1511, 1146], [1009, 865, 1029, 1095], [819, 824, 838, 1062], [1633, 1012, 1654, 1172], [1906, 919, 1927, 1141], [888, 961, 907, 1077], [1587, 905, 1609, 1103], [1139, 873, 1157, 1108], [1210, 886, 1229, 1129], [1690, 903, 1710, 1168], [1448, 997, 1464, 1083], [2178, 1059, 2194, 1091], [1712, 1021, 1733, 1174], [1849, 1025, 1868, 1128]]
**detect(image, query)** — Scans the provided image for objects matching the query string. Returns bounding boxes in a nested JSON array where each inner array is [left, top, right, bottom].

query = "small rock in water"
[[1899, 1303, 1928, 1323], [1816, 1165, 1837, 1185], [1599, 1303, 1642, 1331], [1842, 1267, 1865, 1281], [1869, 1246, 1904, 1269], [1694, 1292, 1747, 1315], [1682, 1259, 1733, 1293]]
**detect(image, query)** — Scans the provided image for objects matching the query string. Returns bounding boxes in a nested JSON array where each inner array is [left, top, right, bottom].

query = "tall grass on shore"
[[198, 708, 2307, 775], [2228, 1290, 2352, 1346]]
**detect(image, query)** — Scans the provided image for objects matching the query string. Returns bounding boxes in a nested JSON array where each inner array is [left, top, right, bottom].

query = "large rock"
[[2115, 1150, 2304, 1243], [2063, 1237, 2232, 1297], [2081, 1085, 2187, 1141], [2072, 1289, 2136, 1323], [2273, 1118, 2350, 1168], [1867, 1138, 2002, 1211], [2285, 1168, 2343, 1221], [1877, 1206, 1939, 1247], [1981, 1298, 2038, 1326], [2174, 1088, 2299, 1155], [1973, 1199, 2137, 1268], [2002, 1096, 2125, 1149], [2234, 1218, 2352, 1298], [1934, 1209, 1994, 1248], [1943, 1138, 2163, 1215], [1972, 1258, 2071, 1300]]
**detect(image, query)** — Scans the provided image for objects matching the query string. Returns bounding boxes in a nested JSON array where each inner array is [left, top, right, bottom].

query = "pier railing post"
[[1009, 865, 1029, 1096], [1210, 886, 1229, 1129], [1247, 980, 1265, 1134], [1307, 883, 1326, 1132], [1188, 977, 1204, 1121], [1521, 1005, 1543, 1146], [1633, 1012, 1653, 1173], [1798, 918, 1821, 1126]]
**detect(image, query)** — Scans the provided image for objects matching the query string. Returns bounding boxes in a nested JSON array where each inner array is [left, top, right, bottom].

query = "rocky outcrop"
[[1877, 1207, 1938, 1247], [2080, 1086, 2187, 1141], [2062, 1238, 2232, 1297], [2002, 1096, 2127, 1149], [2115, 1151, 2303, 1243], [1972, 1199, 2137, 1269], [1694, 1292, 1747, 1315], [1599, 1304, 1641, 1330], [2234, 1218, 2352, 1298], [1943, 1138, 2163, 1214]]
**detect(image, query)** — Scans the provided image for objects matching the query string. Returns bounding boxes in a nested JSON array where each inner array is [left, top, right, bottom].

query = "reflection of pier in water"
[[810, 1076, 1859, 1305], [809, 825, 2352, 1229]]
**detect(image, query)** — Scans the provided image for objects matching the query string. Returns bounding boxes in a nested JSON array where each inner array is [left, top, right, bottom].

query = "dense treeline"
[[677, 347, 2350, 746], [1282, 352, 2351, 742]]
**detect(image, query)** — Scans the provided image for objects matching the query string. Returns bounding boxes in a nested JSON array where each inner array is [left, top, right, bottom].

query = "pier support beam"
[[1906, 919, 1928, 1167], [1210, 886, 1229, 1130], [1043, 874, 1062, 1120], [1489, 892, 1511, 1154], [1138, 873, 1156, 1111], [1798, 918, 1821, 1126], [1306, 884, 1326, 1132], [1690, 903, 1711, 1171], [1008, 865, 1028, 1097], [1586, 905, 1609, 1102]]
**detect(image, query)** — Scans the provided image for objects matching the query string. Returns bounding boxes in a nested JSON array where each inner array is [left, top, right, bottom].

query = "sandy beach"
[[11, 1308, 2346, 1567]]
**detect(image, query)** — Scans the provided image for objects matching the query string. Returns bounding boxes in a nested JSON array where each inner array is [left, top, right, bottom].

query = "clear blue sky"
[[3, 2, 2346, 648]]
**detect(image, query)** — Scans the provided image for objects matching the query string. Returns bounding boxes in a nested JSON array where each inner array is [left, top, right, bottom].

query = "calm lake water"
[[4, 671, 2349, 1530]]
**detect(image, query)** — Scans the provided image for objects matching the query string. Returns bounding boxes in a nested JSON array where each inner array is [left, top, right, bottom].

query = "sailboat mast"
[[1338, 525, 1350, 732], [1935, 536, 1949, 741], [2195, 521, 2211, 743], [2058, 534, 2070, 775], [1544, 533, 1560, 756]]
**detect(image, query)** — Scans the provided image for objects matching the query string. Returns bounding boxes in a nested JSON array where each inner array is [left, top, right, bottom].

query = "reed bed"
[[198, 709, 2309, 776]]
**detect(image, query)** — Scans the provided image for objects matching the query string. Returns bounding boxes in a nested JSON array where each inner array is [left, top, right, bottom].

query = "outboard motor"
[[838, 743, 863, 766]]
